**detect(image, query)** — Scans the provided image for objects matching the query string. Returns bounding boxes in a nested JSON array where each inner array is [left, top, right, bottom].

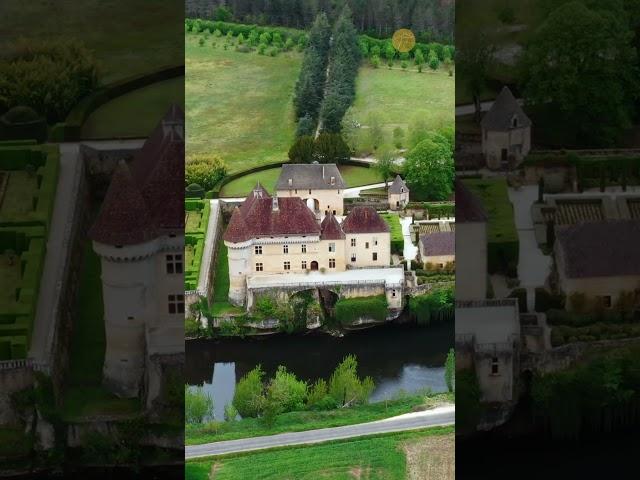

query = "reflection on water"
[[187, 323, 452, 420]]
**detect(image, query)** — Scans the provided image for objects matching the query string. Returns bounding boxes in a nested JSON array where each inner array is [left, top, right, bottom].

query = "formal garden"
[[185, 199, 211, 291], [0, 143, 58, 360]]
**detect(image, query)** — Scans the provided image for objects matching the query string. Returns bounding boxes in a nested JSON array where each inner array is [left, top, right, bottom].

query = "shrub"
[[444, 348, 455, 393], [185, 153, 226, 191], [409, 287, 454, 325], [306, 379, 336, 410], [335, 295, 388, 326], [185, 386, 213, 424], [535, 288, 565, 312], [265, 366, 308, 413], [328, 355, 375, 407], [0, 39, 99, 122], [233, 365, 265, 418]]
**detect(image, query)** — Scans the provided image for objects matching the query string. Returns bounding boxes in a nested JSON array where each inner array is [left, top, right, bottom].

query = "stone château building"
[[481, 86, 531, 170], [89, 106, 185, 403], [275, 163, 346, 216], [388, 175, 410, 210]]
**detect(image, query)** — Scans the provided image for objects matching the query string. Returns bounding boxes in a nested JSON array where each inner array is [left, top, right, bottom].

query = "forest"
[[185, 0, 454, 43]]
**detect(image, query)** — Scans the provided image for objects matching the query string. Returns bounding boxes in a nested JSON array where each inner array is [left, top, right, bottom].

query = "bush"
[[409, 287, 454, 325], [265, 366, 308, 413], [535, 288, 565, 312], [185, 386, 213, 424], [328, 355, 375, 407], [306, 379, 337, 410], [0, 39, 99, 123], [233, 365, 265, 418], [185, 153, 227, 190], [335, 295, 388, 326]]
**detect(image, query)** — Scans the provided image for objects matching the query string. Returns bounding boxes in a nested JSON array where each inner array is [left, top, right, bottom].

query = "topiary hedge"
[[0, 106, 47, 143], [335, 295, 388, 326]]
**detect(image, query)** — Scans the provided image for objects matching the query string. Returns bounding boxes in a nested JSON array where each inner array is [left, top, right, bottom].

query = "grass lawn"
[[62, 243, 139, 420], [0, 427, 32, 459], [0, 254, 20, 311], [186, 32, 301, 174], [185, 427, 454, 480], [347, 65, 454, 154], [212, 243, 243, 316], [380, 212, 404, 254], [219, 165, 383, 197], [462, 178, 517, 244], [187, 393, 452, 445], [1, 0, 184, 83], [81, 76, 184, 139], [0, 172, 38, 217], [186, 210, 203, 233]]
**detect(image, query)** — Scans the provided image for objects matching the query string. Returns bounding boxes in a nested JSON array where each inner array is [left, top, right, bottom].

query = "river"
[[186, 323, 453, 420]]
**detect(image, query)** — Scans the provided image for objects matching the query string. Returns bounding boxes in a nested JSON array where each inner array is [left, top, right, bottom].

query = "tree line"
[[186, 0, 454, 44]]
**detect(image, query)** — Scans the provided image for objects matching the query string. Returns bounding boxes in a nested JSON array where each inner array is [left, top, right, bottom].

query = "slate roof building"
[[89, 105, 185, 402], [481, 86, 532, 169], [224, 185, 391, 306], [388, 175, 410, 210], [276, 163, 346, 216], [419, 231, 455, 268], [555, 220, 640, 309]]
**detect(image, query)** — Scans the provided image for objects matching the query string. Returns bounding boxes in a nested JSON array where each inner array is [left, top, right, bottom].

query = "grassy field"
[[186, 32, 301, 174], [463, 178, 517, 244], [1, 0, 183, 83], [185, 427, 454, 480], [212, 244, 243, 316], [81, 77, 184, 139], [0, 172, 38, 217], [187, 393, 452, 445], [348, 65, 454, 154], [219, 165, 383, 197], [62, 243, 139, 420]]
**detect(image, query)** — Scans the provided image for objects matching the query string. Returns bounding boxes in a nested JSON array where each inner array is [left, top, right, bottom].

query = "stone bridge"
[[245, 268, 405, 311]]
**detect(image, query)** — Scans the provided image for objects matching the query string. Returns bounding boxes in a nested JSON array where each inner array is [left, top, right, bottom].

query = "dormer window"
[[330, 176, 335, 185], [511, 115, 519, 128], [401, 187, 404, 193], [288, 178, 293, 186]]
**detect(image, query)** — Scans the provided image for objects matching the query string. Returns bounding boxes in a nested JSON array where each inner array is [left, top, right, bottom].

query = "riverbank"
[[186, 392, 453, 445]]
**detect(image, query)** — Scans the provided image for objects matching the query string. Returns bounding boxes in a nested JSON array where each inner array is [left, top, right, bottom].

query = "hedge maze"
[[0, 143, 59, 360], [185, 199, 210, 291]]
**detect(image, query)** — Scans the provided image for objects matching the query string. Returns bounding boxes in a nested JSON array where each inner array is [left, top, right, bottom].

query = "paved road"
[[185, 405, 455, 459], [29, 138, 146, 367]]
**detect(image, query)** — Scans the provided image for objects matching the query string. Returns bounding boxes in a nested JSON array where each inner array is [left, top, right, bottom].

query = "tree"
[[384, 42, 396, 61], [367, 115, 385, 151], [521, 1, 639, 145], [428, 50, 440, 70], [185, 386, 213, 424], [314, 133, 351, 164], [233, 365, 265, 418], [288, 135, 316, 163], [408, 119, 429, 148], [213, 6, 232, 22], [414, 48, 425, 66], [265, 366, 308, 413], [328, 355, 375, 407], [185, 154, 227, 190], [457, 31, 495, 121], [375, 148, 395, 187], [296, 113, 316, 137], [404, 137, 454, 201], [444, 348, 455, 393], [456, 369, 482, 431]]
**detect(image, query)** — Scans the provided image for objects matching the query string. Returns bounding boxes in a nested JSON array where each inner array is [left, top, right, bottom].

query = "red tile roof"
[[342, 206, 390, 234], [89, 105, 184, 245], [320, 213, 345, 240], [224, 185, 320, 243]]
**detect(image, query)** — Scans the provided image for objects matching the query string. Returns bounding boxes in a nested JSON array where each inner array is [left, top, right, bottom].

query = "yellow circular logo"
[[392, 29, 416, 53]]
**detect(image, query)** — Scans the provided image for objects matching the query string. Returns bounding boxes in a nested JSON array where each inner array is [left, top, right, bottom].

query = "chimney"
[[272, 196, 279, 211], [322, 165, 325, 178]]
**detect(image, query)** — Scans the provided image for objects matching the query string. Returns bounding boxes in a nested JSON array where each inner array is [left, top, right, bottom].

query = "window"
[[166, 254, 183, 274], [330, 176, 335, 185], [602, 296, 612, 308], [391, 289, 396, 298], [168, 294, 184, 314], [329, 242, 335, 253], [301, 244, 307, 253], [511, 116, 519, 128], [491, 357, 499, 375], [351, 238, 356, 247], [309, 189, 312, 195], [288, 178, 293, 186], [295, 189, 298, 194], [351, 254, 356, 262], [373, 252, 378, 261], [373, 237, 378, 246], [365, 242, 369, 249], [256, 263, 263, 272], [302, 261, 307, 269], [329, 258, 335, 268], [283, 244, 289, 254], [401, 187, 405, 193], [284, 261, 291, 271], [254, 245, 262, 255]]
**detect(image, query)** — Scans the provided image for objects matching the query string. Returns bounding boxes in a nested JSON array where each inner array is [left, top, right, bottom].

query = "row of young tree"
[[185, 355, 376, 425], [187, 0, 454, 44]]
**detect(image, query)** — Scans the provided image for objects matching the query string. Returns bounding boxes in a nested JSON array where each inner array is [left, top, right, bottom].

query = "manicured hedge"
[[50, 64, 184, 142], [463, 178, 518, 275], [184, 199, 211, 290], [335, 295, 388, 326], [551, 323, 640, 346], [379, 213, 404, 255], [409, 286, 454, 325]]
